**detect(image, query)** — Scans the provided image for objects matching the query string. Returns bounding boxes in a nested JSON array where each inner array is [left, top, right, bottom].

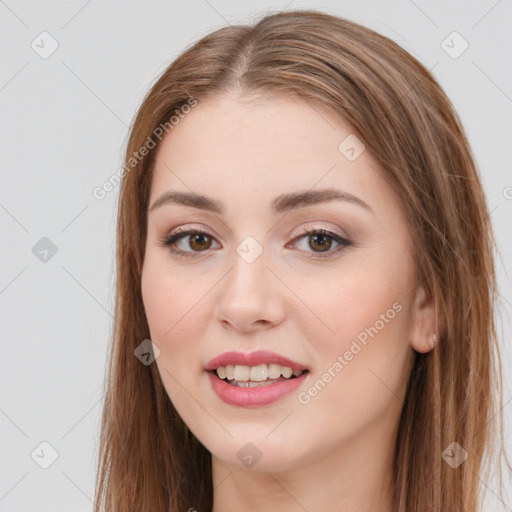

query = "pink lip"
[[207, 370, 309, 407], [204, 350, 309, 407], [204, 350, 308, 372]]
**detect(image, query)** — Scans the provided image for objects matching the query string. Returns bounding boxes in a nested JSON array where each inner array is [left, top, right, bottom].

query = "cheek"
[[294, 262, 412, 407], [142, 253, 203, 344], [141, 254, 218, 392], [141, 257, 207, 413], [296, 262, 407, 349]]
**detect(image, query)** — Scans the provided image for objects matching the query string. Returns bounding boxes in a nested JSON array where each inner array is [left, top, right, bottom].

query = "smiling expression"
[[141, 93, 424, 471]]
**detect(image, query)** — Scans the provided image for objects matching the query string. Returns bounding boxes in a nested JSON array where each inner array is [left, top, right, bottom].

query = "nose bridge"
[[215, 234, 283, 330], [227, 234, 271, 300]]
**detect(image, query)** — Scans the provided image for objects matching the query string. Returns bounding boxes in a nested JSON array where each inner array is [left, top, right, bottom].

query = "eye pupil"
[[310, 233, 331, 252], [189, 233, 211, 251]]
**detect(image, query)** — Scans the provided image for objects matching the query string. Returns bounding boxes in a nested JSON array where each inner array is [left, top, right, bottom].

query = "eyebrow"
[[149, 188, 374, 215]]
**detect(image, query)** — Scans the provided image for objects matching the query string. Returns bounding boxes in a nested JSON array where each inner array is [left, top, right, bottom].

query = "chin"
[[205, 432, 306, 473]]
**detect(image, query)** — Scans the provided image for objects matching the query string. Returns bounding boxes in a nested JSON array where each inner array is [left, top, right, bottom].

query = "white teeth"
[[268, 363, 281, 379], [215, 363, 305, 382], [234, 365, 250, 381], [281, 366, 293, 378], [250, 364, 268, 382]]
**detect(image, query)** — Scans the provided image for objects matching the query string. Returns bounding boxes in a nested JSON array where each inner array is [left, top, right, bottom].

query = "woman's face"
[[141, 94, 433, 473]]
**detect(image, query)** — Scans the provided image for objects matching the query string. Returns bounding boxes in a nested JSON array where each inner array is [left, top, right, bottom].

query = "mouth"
[[204, 350, 310, 406], [210, 364, 309, 388]]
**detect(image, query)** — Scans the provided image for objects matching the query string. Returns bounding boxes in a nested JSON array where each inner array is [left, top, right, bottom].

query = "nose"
[[214, 243, 285, 333]]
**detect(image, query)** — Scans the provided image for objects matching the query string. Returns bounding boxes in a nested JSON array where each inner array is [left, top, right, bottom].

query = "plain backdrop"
[[0, 1, 511, 511]]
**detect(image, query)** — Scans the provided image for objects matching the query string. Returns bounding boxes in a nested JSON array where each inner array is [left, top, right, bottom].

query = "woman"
[[94, 9, 509, 512]]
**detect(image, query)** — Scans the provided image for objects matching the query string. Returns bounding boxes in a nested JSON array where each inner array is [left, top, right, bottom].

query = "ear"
[[409, 282, 439, 353]]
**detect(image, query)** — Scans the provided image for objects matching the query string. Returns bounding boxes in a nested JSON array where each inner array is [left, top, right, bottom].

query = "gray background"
[[0, 0, 511, 511]]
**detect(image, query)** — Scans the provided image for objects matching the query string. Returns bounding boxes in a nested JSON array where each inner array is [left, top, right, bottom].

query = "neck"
[[211, 422, 396, 512]]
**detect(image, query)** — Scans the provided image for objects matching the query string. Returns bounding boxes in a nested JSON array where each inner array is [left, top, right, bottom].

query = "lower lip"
[[207, 371, 308, 407]]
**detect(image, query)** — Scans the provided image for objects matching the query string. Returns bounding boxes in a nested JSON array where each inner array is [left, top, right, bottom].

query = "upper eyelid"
[[165, 221, 350, 240]]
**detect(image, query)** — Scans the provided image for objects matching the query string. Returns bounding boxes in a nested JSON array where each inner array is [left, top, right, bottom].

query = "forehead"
[[148, 94, 395, 220], [148, 96, 377, 187], [155, 94, 354, 165]]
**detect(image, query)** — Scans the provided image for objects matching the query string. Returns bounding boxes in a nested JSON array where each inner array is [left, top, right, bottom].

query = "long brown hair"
[[93, 9, 509, 511]]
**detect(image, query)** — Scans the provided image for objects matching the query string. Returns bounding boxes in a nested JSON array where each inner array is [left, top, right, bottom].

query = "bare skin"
[[141, 93, 437, 512]]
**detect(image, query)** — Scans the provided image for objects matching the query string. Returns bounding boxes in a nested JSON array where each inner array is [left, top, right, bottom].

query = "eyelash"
[[158, 226, 352, 260]]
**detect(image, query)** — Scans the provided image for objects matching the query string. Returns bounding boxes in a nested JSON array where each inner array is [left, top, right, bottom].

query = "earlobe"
[[430, 332, 438, 350], [409, 283, 439, 354]]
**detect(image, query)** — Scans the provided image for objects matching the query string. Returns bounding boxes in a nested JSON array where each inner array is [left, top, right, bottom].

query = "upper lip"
[[204, 350, 309, 372]]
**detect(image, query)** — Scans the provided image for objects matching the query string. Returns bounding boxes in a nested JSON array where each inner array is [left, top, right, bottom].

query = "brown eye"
[[290, 228, 352, 259], [187, 233, 213, 251], [160, 229, 219, 258], [308, 232, 333, 252]]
